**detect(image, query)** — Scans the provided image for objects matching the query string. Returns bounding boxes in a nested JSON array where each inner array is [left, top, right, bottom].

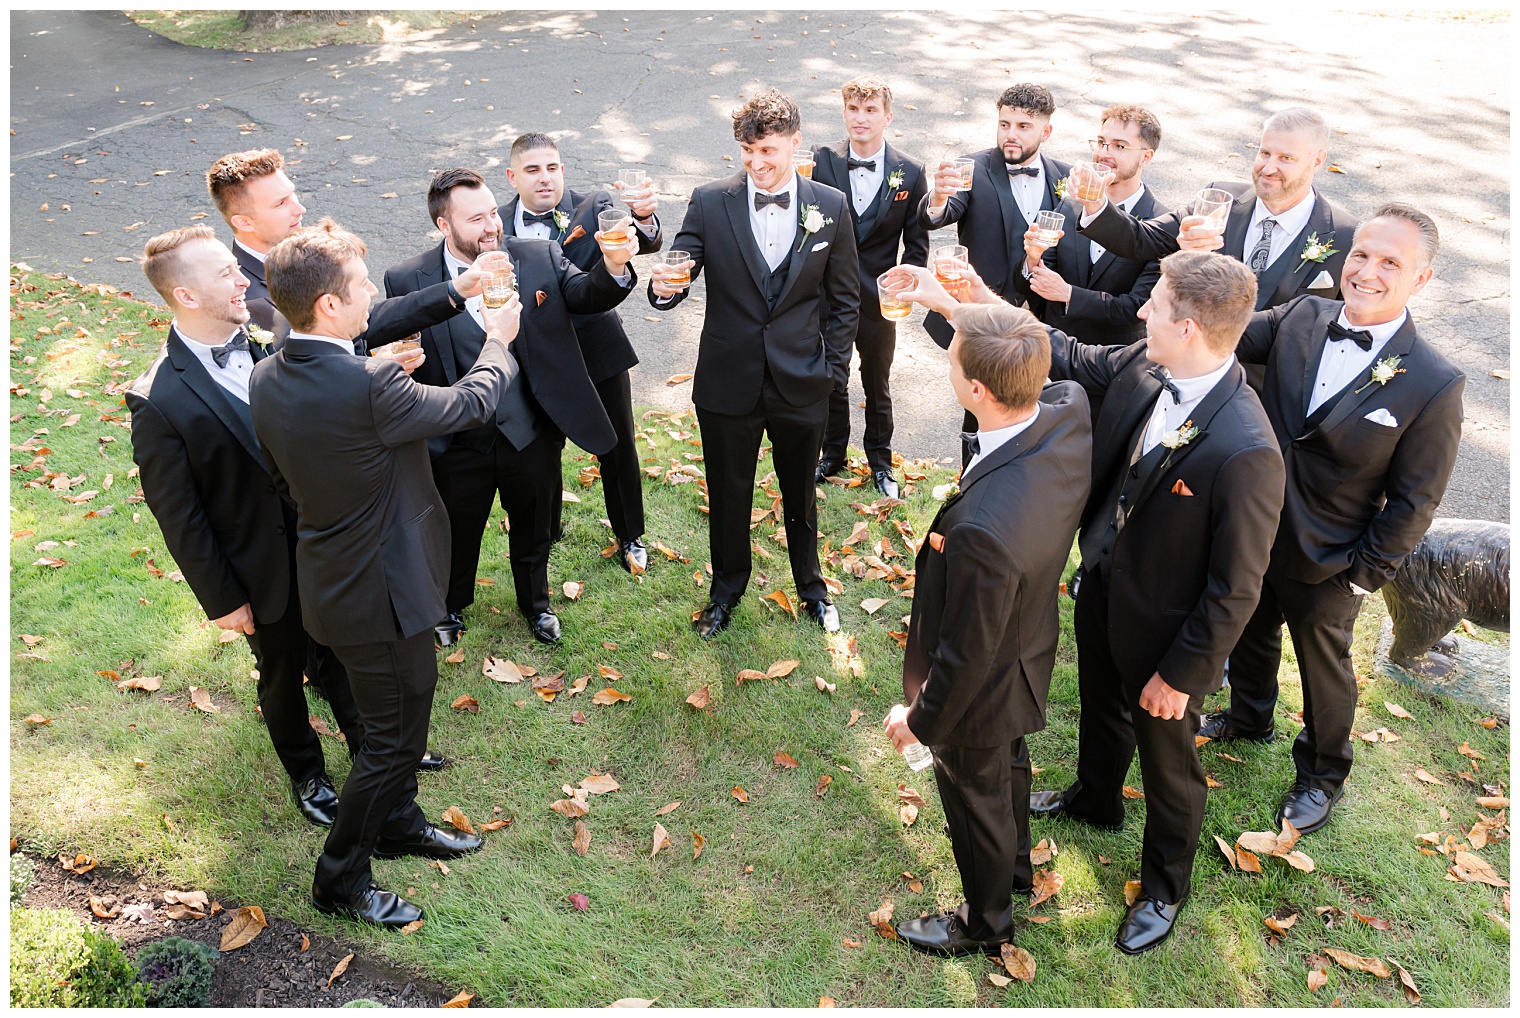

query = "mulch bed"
[[16, 850, 463, 1007]]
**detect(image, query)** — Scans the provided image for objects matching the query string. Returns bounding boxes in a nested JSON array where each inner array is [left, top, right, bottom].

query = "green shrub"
[[9, 854, 36, 904], [9, 907, 147, 1007], [342, 1000, 387, 1007], [133, 936, 218, 1008]]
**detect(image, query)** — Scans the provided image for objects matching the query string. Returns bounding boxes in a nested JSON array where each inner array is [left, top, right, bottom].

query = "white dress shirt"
[[1089, 186, 1146, 263], [1008, 159, 1046, 227], [748, 171, 800, 272], [847, 141, 887, 217], [1244, 192, 1316, 270], [234, 238, 267, 264], [1307, 310, 1405, 415], [443, 246, 488, 331], [287, 329, 360, 354], [1140, 356, 1236, 456], [964, 404, 1041, 478], [178, 322, 255, 405]]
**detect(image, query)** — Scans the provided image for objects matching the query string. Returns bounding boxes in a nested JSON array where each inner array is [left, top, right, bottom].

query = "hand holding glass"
[[482, 270, 516, 309], [1033, 210, 1066, 247], [877, 270, 913, 320], [793, 150, 816, 179], [597, 208, 634, 251], [1067, 162, 1115, 203]]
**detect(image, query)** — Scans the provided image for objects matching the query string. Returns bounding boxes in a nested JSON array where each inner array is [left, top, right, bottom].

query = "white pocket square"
[[1364, 408, 1399, 427], [810, 240, 829, 252], [1308, 269, 1335, 289]]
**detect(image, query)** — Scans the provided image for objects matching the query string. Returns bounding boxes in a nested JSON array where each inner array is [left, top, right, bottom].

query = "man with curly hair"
[[206, 148, 306, 332]]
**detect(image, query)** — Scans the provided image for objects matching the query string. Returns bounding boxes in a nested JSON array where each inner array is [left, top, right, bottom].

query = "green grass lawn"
[[9, 266, 1509, 1006], [126, 10, 496, 52]]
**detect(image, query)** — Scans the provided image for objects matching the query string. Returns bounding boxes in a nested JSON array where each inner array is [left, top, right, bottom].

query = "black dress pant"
[[821, 314, 896, 473], [696, 372, 828, 606], [433, 429, 563, 620], [591, 369, 645, 543], [1064, 569, 1207, 906], [932, 738, 1032, 942], [1225, 563, 1364, 793], [313, 630, 434, 900]]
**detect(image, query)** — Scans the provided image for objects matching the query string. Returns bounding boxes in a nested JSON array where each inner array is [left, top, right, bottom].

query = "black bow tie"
[[1149, 366, 1182, 405], [523, 209, 557, 225], [847, 157, 877, 172], [210, 331, 250, 369], [961, 431, 980, 457], [1327, 320, 1374, 351], [1007, 165, 1039, 178], [754, 191, 791, 211]]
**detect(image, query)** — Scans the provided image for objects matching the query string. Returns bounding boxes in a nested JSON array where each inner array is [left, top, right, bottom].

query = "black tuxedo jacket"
[[383, 238, 630, 456], [233, 241, 277, 332], [811, 141, 930, 317], [915, 148, 1071, 346], [498, 188, 662, 383], [1038, 185, 1163, 345], [903, 383, 1092, 747], [127, 326, 291, 623], [1079, 183, 1357, 311], [1049, 336, 1286, 695], [1235, 296, 1465, 592], [647, 172, 861, 414], [249, 337, 512, 645]]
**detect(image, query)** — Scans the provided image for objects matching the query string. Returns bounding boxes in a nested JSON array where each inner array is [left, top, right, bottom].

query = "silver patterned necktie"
[[1248, 218, 1276, 274]]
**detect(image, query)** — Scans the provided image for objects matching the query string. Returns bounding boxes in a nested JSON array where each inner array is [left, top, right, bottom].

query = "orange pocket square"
[[535, 290, 547, 307], [893, 190, 909, 201], [1171, 479, 1194, 496], [564, 224, 587, 243], [928, 533, 945, 552]]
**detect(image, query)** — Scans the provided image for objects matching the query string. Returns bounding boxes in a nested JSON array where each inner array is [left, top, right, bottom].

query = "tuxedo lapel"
[[774, 174, 819, 309], [1307, 317, 1419, 439], [1260, 190, 1334, 308], [499, 195, 521, 238], [1039, 153, 1063, 211], [722, 176, 771, 301], [854, 142, 894, 242], [959, 403, 1059, 492], [233, 241, 266, 288], [166, 327, 262, 462], [981, 149, 1022, 271], [1130, 362, 1245, 513], [424, 244, 463, 385], [1222, 191, 1256, 272], [1297, 305, 1342, 425]]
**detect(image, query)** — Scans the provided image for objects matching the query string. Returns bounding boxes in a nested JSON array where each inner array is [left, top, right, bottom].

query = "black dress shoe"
[[873, 470, 900, 499], [1196, 709, 1274, 744], [416, 749, 448, 772], [311, 883, 423, 929], [434, 611, 465, 647], [814, 457, 845, 483], [694, 601, 733, 639], [618, 538, 649, 574], [800, 598, 841, 632], [895, 911, 1007, 957], [529, 611, 561, 645], [292, 774, 340, 828], [1028, 789, 1123, 832], [1115, 896, 1182, 954], [1275, 782, 1343, 835], [372, 823, 484, 861]]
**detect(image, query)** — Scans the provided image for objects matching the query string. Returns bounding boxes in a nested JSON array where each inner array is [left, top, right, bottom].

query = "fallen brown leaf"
[[399, 919, 424, 934], [89, 893, 120, 918], [300, 934, 309, 952], [815, 774, 832, 797], [1000, 943, 1036, 982], [1477, 796, 1509, 809], [1394, 962, 1420, 1004], [860, 597, 890, 614], [572, 820, 591, 856], [563, 580, 585, 600], [327, 952, 354, 987], [1123, 879, 1143, 907], [731, 786, 749, 804], [1353, 909, 1390, 931], [1307, 967, 1328, 992], [1121, 785, 1144, 799], [441, 806, 475, 835], [59, 852, 97, 874], [1385, 701, 1414, 720], [1323, 947, 1390, 978], [650, 822, 672, 858], [868, 898, 896, 938], [483, 656, 525, 684], [581, 774, 621, 795], [451, 694, 480, 713], [188, 686, 220, 714], [654, 802, 681, 816], [592, 688, 631, 705], [762, 589, 798, 619], [550, 798, 590, 819], [899, 804, 919, 826], [767, 658, 801, 678], [1029, 838, 1057, 866], [692, 830, 705, 860], [847, 709, 862, 727], [1236, 846, 1262, 873], [774, 751, 800, 769], [1214, 835, 1238, 870], [736, 669, 768, 683], [1414, 768, 1444, 785], [115, 674, 161, 692], [219, 906, 267, 951], [1029, 868, 1065, 907]]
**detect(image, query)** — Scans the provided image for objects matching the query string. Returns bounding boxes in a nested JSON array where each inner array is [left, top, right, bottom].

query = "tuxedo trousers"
[[822, 313, 897, 473], [1065, 569, 1207, 905], [696, 372, 828, 606], [932, 738, 1032, 942], [433, 429, 563, 619], [591, 369, 646, 543], [1224, 563, 1364, 793], [314, 630, 433, 900]]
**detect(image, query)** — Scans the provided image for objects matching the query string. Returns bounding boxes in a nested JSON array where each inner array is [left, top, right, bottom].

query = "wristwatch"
[[445, 278, 464, 306]]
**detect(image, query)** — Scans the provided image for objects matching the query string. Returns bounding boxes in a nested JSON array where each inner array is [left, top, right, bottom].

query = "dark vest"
[[446, 267, 543, 452]]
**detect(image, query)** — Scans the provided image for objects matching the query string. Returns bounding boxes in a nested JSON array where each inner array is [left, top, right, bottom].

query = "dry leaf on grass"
[[763, 589, 798, 619], [327, 953, 354, 987], [1323, 947, 1390, 978], [1477, 796, 1509, 809], [815, 774, 833, 797], [1000, 943, 1036, 982], [693, 831, 705, 860], [451, 694, 480, 713], [868, 898, 896, 938], [220, 906, 267, 951], [897, 785, 927, 808], [1236, 846, 1262, 873], [569, 893, 590, 912], [400, 919, 424, 934], [847, 709, 862, 727], [1451, 851, 1509, 887], [598, 664, 624, 679], [650, 822, 672, 858], [819, 996, 836, 1007], [842, 938, 861, 948], [1029, 839, 1058, 866], [1029, 869, 1064, 907], [188, 687, 220, 714], [1123, 879, 1142, 907], [685, 686, 711, 709], [1394, 962, 1420, 1004], [592, 688, 631, 705], [550, 798, 590, 819], [444, 647, 466, 664], [860, 597, 890, 614], [563, 580, 585, 600], [608, 998, 657, 1008], [1121, 785, 1145, 799], [1307, 967, 1328, 992], [1385, 701, 1415, 720], [1283, 851, 1315, 873], [814, 676, 836, 694], [774, 752, 800, 769], [767, 659, 801, 678], [116, 675, 161, 692], [1214, 835, 1238, 870], [1264, 911, 1298, 935], [441, 806, 475, 835], [581, 774, 621, 794], [731, 786, 749, 804], [572, 820, 591, 856], [654, 802, 681, 816], [736, 669, 768, 684], [483, 656, 525, 683], [899, 804, 919, 826], [1352, 910, 1390, 931], [1414, 768, 1444, 785]]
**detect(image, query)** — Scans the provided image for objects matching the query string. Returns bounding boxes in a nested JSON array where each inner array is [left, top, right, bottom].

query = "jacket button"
[[266, 485, 276, 494], [276, 526, 286, 535], [1292, 440, 1302, 449]]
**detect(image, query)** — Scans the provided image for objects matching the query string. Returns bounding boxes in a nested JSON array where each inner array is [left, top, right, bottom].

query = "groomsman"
[[648, 89, 861, 638], [385, 168, 637, 646], [206, 149, 307, 331], [1015, 252, 1286, 954], [250, 219, 516, 927], [882, 303, 1090, 956], [1204, 204, 1465, 835], [497, 133, 663, 571], [810, 75, 930, 498], [916, 83, 1070, 465]]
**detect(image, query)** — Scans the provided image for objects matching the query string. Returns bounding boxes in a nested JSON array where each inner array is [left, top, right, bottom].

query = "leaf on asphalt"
[[763, 589, 798, 619], [847, 709, 863, 727], [868, 898, 896, 938], [1477, 796, 1509, 809], [1123, 879, 1142, 907], [400, 919, 424, 934], [1001, 943, 1036, 982], [1414, 768, 1444, 785], [188, 687, 220, 714], [1352, 910, 1390, 931], [451, 694, 480, 713], [1394, 962, 1420, 1003], [1323, 947, 1390, 978], [608, 998, 657, 1008], [685, 686, 711, 710], [569, 893, 590, 912], [655, 802, 681, 816], [483, 656, 525, 683], [860, 597, 890, 614], [89, 893, 120, 918], [814, 676, 836, 694], [59, 852, 97, 874], [220, 906, 267, 951], [327, 952, 354, 987], [572, 820, 591, 856], [441, 806, 475, 835], [736, 669, 768, 683], [563, 580, 585, 600], [650, 822, 672, 858], [551, 798, 590, 819], [1307, 967, 1328, 993], [815, 774, 832, 797], [1121, 785, 1144, 799], [1384, 701, 1414, 720], [731, 786, 749, 803], [1029, 869, 1064, 907], [665, 373, 693, 385], [1214, 835, 1238, 870], [581, 774, 621, 795], [1235, 847, 1262, 873], [899, 804, 919, 826], [592, 688, 631, 705], [693, 830, 705, 860]]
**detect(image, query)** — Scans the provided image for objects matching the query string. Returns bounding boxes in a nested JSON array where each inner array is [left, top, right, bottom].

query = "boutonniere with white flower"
[[1296, 231, 1337, 271], [886, 168, 905, 192], [246, 325, 274, 348], [796, 203, 834, 252], [552, 209, 571, 238], [1354, 354, 1406, 394], [1159, 419, 1199, 469], [1054, 177, 1070, 201]]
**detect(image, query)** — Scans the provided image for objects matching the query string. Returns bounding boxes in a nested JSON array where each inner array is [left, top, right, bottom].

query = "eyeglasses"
[[1088, 138, 1148, 154]]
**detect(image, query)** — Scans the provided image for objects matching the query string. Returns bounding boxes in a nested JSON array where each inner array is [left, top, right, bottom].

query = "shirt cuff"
[[1078, 200, 1109, 228], [611, 269, 633, 286], [635, 218, 659, 238], [1350, 582, 1371, 597], [652, 293, 676, 307]]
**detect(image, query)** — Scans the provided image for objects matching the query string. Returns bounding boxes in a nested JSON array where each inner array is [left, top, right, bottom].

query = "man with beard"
[[916, 83, 1071, 466], [384, 168, 638, 647]]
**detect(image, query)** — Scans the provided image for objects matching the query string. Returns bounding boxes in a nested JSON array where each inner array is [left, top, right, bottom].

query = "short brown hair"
[[206, 148, 285, 224], [952, 304, 1051, 411], [509, 132, 558, 162], [841, 75, 892, 112], [265, 217, 367, 333], [427, 167, 487, 229], [996, 83, 1055, 119], [140, 225, 219, 305], [1158, 251, 1258, 356], [1099, 103, 1162, 151], [732, 89, 801, 144]]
